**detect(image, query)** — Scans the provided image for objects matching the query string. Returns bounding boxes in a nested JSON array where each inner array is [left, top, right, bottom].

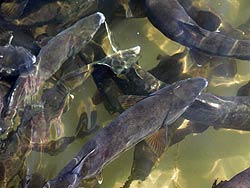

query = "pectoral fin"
[[145, 128, 167, 157], [118, 95, 146, 109]]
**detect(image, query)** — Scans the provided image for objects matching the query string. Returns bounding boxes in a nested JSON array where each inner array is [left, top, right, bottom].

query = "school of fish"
[[0, 0, 250, 188]]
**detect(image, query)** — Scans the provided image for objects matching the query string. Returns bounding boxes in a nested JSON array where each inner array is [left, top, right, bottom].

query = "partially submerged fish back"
[[151, 78, 208, 125]]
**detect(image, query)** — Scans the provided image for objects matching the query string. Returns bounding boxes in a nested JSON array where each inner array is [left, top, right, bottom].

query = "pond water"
[[1, 0, 250, 188]]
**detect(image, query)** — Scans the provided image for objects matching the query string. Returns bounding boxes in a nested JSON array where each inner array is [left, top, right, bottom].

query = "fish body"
[[0, 45, 36, 77], [183, 93, 250, 131], [43, 78, 207, 188], [237, 81, 250, 96], [145, 0, 250, 60], [3, 12, 105, 120]]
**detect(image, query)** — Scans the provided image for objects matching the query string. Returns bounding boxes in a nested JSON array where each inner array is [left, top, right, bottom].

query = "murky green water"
[[25, 1, 250, 188]]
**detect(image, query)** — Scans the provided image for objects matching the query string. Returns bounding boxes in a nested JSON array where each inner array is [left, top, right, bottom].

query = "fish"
[[177, 0, 222, 32], [145, 0, 250, 60], [0, 0, 29, 20], [237, 81, 250, 96], [120, 92, 250, 132], [212, 168, 250, 188], [148, 49, 189, 84], [0, 44, 36, 77], [182, 93, 250, 131], [189, 49, 237, 78], [0, 17, 40, 55], [3, 12, 105, 120], [43, 78, 207, 188], [122, 118, 210, 188]]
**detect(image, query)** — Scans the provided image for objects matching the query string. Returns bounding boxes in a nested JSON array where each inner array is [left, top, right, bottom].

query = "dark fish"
[[12, 0, 120, 37], [237, 81, 250, 96], [121, 140, 160, 188], [0, 44, 36, 77], [3, 12, 105, 120], [177, 0, 221, 32], [145, 0, 250, 60], [212, 168, 250, 188], [183, 93, 250, 131], [0, 0, 29, 19], [43, 78, 207, 188], [148, 49, 189, 84], [11, 0, 99, 27], [0, 17, 40, 55], [189, 49, 237, 78], [117, 63, 250, 132]]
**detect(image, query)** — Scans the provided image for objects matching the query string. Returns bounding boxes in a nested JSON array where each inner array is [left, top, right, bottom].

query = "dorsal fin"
[[145, 128, 167, 157], [118, 95, 146, 109]]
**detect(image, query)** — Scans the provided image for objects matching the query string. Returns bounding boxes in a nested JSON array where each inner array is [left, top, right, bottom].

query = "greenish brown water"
[[26, 1, 250, 188]]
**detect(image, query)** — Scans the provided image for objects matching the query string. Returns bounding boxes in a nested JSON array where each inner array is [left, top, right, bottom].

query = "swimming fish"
[[183, 93, 250, 131], [145, 0, 250, 60], [43, 78, 207, 188]]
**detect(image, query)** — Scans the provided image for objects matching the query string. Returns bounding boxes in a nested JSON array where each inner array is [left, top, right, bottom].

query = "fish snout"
[[77, 12, 105, 36], [173, 78, 208, 101]]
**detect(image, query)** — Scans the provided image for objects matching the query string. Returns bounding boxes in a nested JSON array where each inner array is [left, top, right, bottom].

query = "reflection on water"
[[22, 0, 250, 188]]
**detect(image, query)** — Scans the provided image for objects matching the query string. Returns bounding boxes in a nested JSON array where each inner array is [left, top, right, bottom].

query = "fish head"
[[152, 78, 208, 125], [71, 12, 105, 45]]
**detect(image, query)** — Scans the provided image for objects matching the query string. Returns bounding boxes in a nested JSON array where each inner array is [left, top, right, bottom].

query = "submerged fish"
[[212, 168, 250, 188], [0, 0, 29, 19], [237, 81, 250, 96], [145, 0, 250, 60], [43, 78, 207, 188], [177, 0, 221, 32], [183, 93, 250, 131], [0, 44, 36, 77], [3, 12, 105, 120]]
